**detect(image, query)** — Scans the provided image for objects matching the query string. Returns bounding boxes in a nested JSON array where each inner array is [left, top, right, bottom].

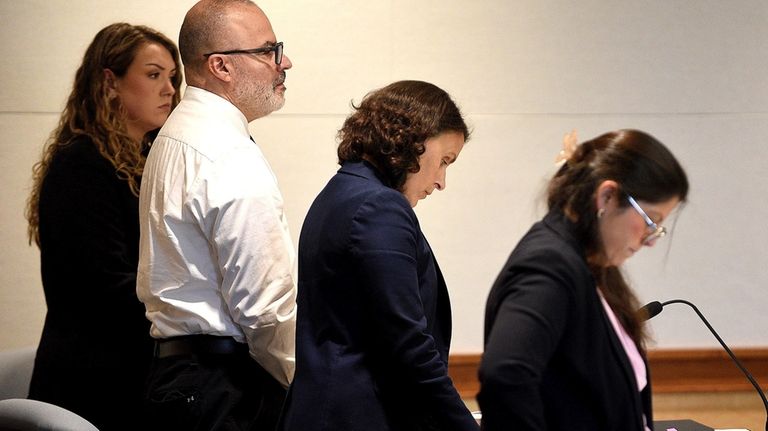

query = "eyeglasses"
[[203, 42, 283, 66], [626, 194, 666, 245]]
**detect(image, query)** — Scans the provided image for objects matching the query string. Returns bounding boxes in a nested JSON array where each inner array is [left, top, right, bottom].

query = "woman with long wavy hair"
[[25, 22, 181, 430]]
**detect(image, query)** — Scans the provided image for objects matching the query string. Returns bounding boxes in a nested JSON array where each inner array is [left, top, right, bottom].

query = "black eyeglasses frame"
[[202, 42, 283, 66]]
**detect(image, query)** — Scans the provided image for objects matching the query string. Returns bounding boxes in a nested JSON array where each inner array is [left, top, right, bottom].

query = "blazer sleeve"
[[478, 245, 580, 431], [349, 190, 478, 431]]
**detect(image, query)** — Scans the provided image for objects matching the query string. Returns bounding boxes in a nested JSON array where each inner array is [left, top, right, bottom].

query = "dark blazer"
[[478, 211, 653, 431], [28, 136, 153, 431], [280, 161, 478, 431]]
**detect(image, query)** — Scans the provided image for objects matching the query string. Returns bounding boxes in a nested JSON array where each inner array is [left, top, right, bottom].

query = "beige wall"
[[2, 0, 767, 352]]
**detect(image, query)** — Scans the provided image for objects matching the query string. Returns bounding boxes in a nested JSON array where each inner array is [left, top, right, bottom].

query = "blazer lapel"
[[595, 293, 646, 428], [545, 211, 646, 427]]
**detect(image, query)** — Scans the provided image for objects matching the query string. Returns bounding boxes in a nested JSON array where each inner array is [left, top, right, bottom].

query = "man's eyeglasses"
[[626, 194, 666, 245], [203, 42, 283, 66]]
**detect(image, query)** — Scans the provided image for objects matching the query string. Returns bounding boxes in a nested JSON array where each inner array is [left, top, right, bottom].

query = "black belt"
[[155, 335, 247, 358]]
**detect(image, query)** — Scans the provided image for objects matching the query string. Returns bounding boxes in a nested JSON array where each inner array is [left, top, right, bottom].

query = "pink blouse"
[[597, 289, 651, 431]]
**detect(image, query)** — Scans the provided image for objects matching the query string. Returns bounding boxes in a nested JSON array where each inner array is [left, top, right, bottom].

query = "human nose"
[[435, 170, 446, 191], [162, 78, 175, 96], [279, 53, 292, 70]]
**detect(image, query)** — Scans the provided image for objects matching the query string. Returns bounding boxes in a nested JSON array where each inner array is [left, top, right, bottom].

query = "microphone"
[[641, 299, 768, 431], [638, 300, 663, 321]]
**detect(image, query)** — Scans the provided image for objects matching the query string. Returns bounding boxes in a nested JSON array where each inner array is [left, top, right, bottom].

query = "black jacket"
[[28, 136, 153, 430], [478, 210, 652, 431]]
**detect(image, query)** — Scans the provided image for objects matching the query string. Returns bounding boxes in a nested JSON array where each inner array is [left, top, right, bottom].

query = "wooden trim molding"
[[448, 348, 768, 398], [646, 348, 768, 393]]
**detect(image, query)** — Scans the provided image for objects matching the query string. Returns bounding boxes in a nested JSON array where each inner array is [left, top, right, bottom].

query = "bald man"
[[137, 1, 296, 429]]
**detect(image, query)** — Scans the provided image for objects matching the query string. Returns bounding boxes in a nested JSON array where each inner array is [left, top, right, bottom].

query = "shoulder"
[[316, 164, 411, 212], [156, 89, 251, 159], [46, 135, 115, 177], [345, 186, 419, 254], [320, 171, 414, 223], [53, 135, 99, 160], [485, 219, 593, 333], [347, 177, 414, 224], [519, 221, 581, 262], [150, 129, 270, 196], [40, 137, 133, 211], [362, 188, 413, 221], [510, 221, 589, 280], [492, 219, 592, 302], [309, 169, 418, 249]]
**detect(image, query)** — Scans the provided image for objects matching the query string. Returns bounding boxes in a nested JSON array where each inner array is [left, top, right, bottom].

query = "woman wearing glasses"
[[478, 129, 688, 431], [25, 23, 180, 430]]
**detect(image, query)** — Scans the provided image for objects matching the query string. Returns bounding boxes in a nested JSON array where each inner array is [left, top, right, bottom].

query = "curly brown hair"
[[337, 80, 469, 190], [548, 129, 689, 350], [26, 23, 182, 246]]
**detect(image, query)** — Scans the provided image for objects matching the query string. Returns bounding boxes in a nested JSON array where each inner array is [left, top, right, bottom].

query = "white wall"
[[1, 0, 767, 353]]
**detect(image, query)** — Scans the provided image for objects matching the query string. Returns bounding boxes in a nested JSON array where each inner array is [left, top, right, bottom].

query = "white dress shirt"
[[137, 86, 297, 387]]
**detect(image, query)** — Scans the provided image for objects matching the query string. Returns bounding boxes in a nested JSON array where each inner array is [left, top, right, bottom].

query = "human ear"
[[207, 55, 233, 82], [595, 180, 619, 211], [103, 69, 118, 99]]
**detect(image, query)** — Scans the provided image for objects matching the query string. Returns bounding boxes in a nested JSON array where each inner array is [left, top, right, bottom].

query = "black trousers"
[[143, 347, 287, 431]]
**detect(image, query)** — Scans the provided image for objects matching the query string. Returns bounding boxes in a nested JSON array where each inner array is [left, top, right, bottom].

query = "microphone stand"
[[661, 299, 768, 431]]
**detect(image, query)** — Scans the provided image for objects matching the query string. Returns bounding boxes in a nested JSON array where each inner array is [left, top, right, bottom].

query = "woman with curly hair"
[[25, 22, 181, 430], [279, 80, 479, 431]]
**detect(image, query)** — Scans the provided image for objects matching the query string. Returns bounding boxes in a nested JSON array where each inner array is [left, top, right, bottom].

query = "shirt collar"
[[183, 86, 251, 138]]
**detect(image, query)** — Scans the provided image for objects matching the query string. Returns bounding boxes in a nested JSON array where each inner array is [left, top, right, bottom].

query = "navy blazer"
[[478, 211, 653, 431], [280, 161, 478, 431]]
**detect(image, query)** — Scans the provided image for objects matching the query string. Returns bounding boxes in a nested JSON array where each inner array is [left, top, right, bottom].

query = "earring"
[[597, 208, 605, 219]]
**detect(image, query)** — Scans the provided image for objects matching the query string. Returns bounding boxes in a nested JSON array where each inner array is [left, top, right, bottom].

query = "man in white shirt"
[[137, 0, 295, 429]]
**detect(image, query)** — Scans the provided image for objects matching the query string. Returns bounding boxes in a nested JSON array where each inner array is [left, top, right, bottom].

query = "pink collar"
[[597, 289, 647, 392]]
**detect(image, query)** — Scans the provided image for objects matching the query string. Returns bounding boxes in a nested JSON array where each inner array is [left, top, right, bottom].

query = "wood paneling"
[[448, 348, 768, 398]]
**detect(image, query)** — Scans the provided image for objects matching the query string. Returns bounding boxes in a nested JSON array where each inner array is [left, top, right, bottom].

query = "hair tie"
[[555, 129, 578, 167]]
